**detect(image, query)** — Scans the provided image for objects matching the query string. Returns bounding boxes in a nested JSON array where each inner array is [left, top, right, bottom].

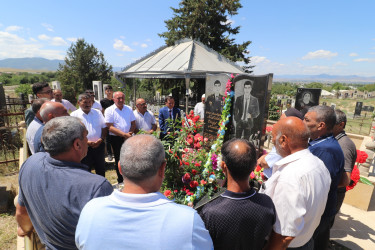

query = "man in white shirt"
[[105, 91, 136, 183], [75, 134, 213, 249], [26, 98, 48, 154], [262, 117, 331, 249], [51, 89, 77, 113], [71, 93, 107, 177], [85, 89, 103, 112], [194, 94, 205, 120], [133, 98, 157, 134]]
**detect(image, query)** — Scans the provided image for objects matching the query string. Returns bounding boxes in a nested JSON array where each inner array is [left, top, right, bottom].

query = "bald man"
[[262, 117, 331, 249], [33, 101, 69, 153], [52, 89, 77, 113], [133, 98, 157, 134]]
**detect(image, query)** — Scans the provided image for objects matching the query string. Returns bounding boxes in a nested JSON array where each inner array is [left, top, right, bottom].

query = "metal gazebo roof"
[[116, 38, 245, 79]]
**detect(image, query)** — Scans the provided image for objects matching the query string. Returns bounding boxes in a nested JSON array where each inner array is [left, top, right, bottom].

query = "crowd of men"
[[17, 82, 356, 249]]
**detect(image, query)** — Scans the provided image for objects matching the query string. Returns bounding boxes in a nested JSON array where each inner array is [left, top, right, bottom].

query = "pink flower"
[[250, 172, 255, 179], [164, 190, 172, 197]]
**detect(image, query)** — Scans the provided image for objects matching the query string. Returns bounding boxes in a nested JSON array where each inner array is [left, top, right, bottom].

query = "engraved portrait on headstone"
[[231, 74, 273, 150], [203, 74, 230, 143], [295, 88, 321, 113]]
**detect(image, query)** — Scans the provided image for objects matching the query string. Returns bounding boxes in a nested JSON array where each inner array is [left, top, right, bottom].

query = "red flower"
[[255, 165, 262, 172], [182, 173, 191, 184], [200, 180, 207, 185], [174, 190, 178, 193], [191, 169, 197, 175], [190, 181, 199, 188], [194, 162, 201, 167], [184, 161, 190, 166], [347, 165, 360, 191], [179, 160, 182, 166], [164, 190, 172, 197], [356, 150, 368, 164], [266, 126, 273, 133]]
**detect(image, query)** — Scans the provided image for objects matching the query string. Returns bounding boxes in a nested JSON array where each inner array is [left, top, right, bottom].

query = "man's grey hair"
[[120, 134, 165, 182], [42, 116, 85, 156], [40, 102, 56, 122], [308, 105, 336, 131], [335, 109, 347, 126], [31, 98, 48, 114], [78, 93, 91, 102]]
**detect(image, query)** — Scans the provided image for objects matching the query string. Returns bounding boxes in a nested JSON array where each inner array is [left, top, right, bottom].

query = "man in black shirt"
[[100, 85, 114, 160], [199, 138, 276, 250]]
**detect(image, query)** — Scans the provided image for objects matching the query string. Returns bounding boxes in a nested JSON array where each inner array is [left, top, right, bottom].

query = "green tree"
[[159, 0, 252, 72], [57, 39, 113, 102], [15, 84, 33, 96], [304, 82, 323, 89]]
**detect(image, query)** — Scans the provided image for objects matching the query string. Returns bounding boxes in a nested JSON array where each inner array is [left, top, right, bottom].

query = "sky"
[[1, 0, 375, 76]]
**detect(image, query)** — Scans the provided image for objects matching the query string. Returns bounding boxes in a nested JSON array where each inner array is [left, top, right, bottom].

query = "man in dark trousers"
[[304, 105, 344, 250], [100, 85, 115, 161]]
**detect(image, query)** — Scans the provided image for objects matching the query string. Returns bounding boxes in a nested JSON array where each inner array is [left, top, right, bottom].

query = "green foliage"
[[159, 0, 252, 72], [304, 82, 323, 89], [57, 39, 113, 103], [271, 82, 298, 96], [268, 98, 281, 121], [0, 72, 56, 85], [15, 84, 33, 96], [358, 83, 375, 92]]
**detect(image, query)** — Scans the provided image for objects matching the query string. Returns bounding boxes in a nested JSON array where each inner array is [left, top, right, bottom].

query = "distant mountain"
[[0, 57, 64, 71], [274, 74, 375, 83]]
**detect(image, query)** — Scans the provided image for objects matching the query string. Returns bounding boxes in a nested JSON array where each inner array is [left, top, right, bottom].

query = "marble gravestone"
[[203, 73, 273, 152]]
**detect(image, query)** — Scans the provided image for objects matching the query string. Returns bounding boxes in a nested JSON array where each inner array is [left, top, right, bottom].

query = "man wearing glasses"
[[25, 82, 53, 127], [133, 98, 157, 134]]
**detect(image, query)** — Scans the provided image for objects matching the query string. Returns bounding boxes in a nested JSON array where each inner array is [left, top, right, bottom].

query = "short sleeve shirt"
[[51, 99, 77, 113], [105, 104, 136, 136], [70, 108, 106, 141], [133, 110, 156, 131], [18, 152, 113, 249], [92, 100, 103, 111]]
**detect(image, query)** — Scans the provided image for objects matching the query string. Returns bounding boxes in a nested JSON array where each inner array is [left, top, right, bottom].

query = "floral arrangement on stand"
[[346, 149, 372, 191], [161, 74, 236, 206]]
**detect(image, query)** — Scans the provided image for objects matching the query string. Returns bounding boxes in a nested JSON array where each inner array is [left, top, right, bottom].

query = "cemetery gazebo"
[[115, 38, 245, 113]]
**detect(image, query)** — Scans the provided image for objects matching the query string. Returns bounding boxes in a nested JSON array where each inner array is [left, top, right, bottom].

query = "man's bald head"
[[40, 101, 69, 123], [272, 117, 310, 157], [53, 89, 63, 102], [221, 138, 257, 181]]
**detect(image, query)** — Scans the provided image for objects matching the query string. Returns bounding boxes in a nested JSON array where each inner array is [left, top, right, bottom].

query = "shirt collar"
[[308, 133, 333, 147], [273, 149, 310, 172], [221, 188, 256, 200], [77, 108, 92, 116], [44, 152, 89, 170], [33, 116, 43, 125], [110, 190, 173, 207]]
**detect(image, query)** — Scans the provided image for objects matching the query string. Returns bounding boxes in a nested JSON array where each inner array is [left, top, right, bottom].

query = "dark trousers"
[[109, 135, 125, 183], [105, 130, 113, 156], [236, 119, 253, 139], [81, 142, 105, 177], [313, 215, 333, 250]]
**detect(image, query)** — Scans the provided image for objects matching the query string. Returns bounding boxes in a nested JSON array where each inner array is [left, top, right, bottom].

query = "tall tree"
[[159, 0, 252, 72], [57, 39, 112, 102]]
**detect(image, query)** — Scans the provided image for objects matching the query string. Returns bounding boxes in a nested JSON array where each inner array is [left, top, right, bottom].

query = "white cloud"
[[302, 50, 338, 60], [113, 39, 134, 52], [38, 34, 50, 41], [5, 25, 22, 32], [354, 58, 375, 62], [334, 61, 348, 66], [29, 37, 37, 42], [251, 56, 270, 64], [0, 31, 65, 60], [132, 42, 139, 46], [221, 17, 234, 25], [141, 43, 148, 48], [67, 37, 77, 42], [41, 23, 54, 32], [38, 34, 67, 46], [349, 53, 358, 57]]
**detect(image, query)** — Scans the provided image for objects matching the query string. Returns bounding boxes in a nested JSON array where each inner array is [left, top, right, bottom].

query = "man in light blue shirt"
[[75, 134, 213, 250]]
